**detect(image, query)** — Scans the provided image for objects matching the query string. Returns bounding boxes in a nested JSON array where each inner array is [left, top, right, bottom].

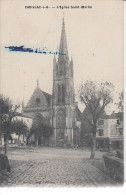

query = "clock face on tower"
[[36, 97, 40, 104]]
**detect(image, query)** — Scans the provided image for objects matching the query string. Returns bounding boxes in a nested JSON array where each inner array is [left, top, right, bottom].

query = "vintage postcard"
[[0, 0, 124, 189]]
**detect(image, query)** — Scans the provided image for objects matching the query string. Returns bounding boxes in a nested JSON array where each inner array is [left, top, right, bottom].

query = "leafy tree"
[[28, 116, 53, 146], [0, 95, 20, 154], [11, 120, 28, 146], [0, 95, 10, 115], [79, 80, 114, 159]]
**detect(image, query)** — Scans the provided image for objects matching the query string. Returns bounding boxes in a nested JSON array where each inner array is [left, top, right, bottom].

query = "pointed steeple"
[[58, 18, 68, 58], [37, 79, 39, 87], [70, 57, 74, 77]]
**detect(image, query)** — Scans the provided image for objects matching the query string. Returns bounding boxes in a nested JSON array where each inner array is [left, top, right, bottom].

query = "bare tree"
[[79, 80, 114, 159], [116, 91, 124, 112], [0, 95, 20, 154]]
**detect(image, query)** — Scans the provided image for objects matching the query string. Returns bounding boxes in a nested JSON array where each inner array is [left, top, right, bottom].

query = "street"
[[2, 147, 116, 187]]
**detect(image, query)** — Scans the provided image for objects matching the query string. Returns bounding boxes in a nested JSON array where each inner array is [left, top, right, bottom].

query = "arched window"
[[58, 85, 62, 103], [56, 109, 66, 128], [62, 85, 65, 102], [58, 84, 65, 103]]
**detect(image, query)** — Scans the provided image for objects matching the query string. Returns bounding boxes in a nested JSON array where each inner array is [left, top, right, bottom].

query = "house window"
[[13, 140, 15, 144], [99, 129, 104, 136], [119, 128, 123, 135], [98, 120, 104, 126], [117, 119, 120, 125], [58, 84, 65, 103]]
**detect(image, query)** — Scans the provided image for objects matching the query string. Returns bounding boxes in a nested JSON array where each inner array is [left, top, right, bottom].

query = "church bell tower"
[[52, 18, 75, 147]]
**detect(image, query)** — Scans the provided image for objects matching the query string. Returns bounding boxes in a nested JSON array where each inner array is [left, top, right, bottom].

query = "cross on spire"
[[37, 79, 39, 87], [58, 17, 68, 59], [62, 12, 64, 17]]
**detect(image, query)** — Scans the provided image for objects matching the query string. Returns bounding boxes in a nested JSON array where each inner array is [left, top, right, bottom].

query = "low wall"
[[103, 154, 124, 183], [0, 154, 10, 171], [0, 154, 10, 183]]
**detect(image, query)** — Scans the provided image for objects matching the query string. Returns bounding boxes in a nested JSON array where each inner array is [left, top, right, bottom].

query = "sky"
[[0, 0, 124, 113]]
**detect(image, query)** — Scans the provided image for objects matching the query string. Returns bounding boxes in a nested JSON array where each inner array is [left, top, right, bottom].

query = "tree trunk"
[[48, 136, 49, 147], [36, 135, 38, 147], [18, 135, 20, 147], [44, 138, 45, 146], [5, 136, 9, 155], [90, 133, 96, 159]]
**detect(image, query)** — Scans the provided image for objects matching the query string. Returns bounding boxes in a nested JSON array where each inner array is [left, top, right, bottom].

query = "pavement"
[[1, 147, 117, 187]]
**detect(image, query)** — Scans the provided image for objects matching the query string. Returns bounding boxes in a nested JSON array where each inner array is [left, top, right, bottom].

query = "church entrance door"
[[32, 113, 51, 147]]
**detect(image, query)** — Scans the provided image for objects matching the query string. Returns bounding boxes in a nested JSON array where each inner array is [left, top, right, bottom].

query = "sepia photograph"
[[0, 0, 124, 188]]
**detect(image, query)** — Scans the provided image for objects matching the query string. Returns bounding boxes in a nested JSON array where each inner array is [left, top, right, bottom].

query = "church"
[[22, 19, 81, 147]]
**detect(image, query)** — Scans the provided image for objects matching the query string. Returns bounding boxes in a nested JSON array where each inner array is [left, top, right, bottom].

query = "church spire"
[[58, 18, 68, 58], [37, 79, 39, 87]]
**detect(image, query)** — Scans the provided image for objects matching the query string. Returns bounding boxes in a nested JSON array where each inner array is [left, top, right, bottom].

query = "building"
[[0, 114, 33, 148], [80, 107, 106, 147], [96, 112, 123, 149], [22, 19, 81, 147], [22, 83, 52, 146], [81, 107, 123, 149]]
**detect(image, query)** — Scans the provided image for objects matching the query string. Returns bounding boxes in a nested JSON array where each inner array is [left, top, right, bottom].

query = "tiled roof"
[[42, 90, 52, 106], [26, 86, 52, 108]]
